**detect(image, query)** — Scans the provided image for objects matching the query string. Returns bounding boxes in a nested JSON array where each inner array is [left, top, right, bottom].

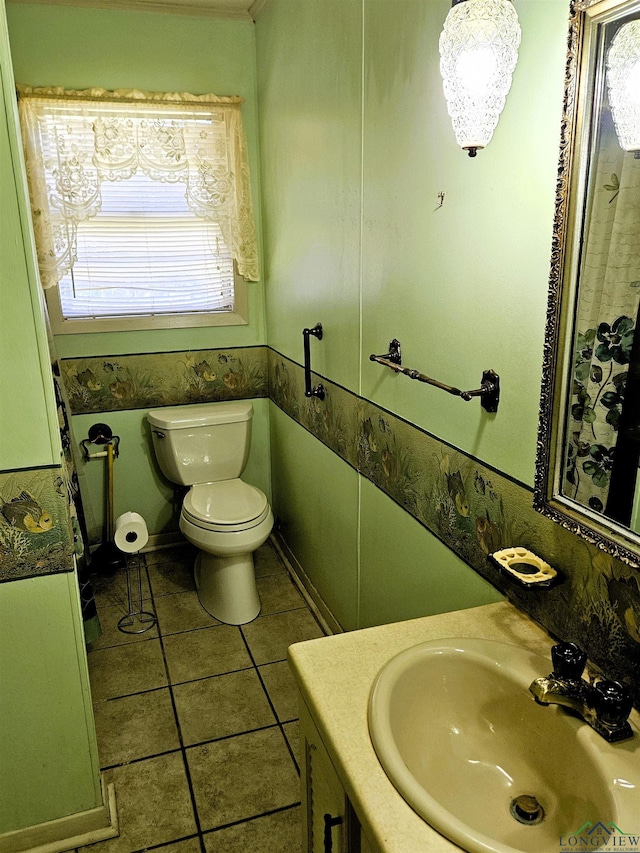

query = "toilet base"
[[194, 551, 261, 625]]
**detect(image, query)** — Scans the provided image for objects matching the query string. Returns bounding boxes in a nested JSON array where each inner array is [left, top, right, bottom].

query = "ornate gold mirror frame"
[[534, 0, 640, 568]]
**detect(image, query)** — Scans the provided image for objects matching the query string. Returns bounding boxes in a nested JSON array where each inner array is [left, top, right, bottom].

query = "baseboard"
[[270, 532, 342, 636], [0, 778, 118, 853], [141, 530, 185, 552]]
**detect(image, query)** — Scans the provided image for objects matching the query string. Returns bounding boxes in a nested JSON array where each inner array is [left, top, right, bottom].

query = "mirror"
[[535, 0, 640, 566]]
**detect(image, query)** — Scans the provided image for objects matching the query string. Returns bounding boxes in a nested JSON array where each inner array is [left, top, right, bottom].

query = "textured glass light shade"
[[439, 0, 521, 156], [606, 20, 640, 156]]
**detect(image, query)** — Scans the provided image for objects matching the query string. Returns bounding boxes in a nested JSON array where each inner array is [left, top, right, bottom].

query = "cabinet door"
[[300, 700, 348, 853]]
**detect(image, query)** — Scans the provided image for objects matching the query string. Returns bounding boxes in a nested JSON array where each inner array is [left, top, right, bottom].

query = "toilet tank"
[[147, 401, 253, 486]]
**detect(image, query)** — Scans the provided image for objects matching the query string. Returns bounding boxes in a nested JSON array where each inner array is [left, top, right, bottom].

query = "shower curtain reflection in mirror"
[[564, 111, 640, 526]]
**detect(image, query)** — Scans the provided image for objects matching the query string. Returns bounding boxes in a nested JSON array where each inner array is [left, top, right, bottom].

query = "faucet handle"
[[551, 642, 587, 681], [593, 680, 633, 728]]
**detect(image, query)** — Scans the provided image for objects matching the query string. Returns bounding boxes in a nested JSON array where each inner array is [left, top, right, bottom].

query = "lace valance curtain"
[[17, 87, 260, 287]]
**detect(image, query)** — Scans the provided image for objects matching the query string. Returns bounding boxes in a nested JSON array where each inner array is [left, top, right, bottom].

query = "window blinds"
[[57, 172, 235, 319]]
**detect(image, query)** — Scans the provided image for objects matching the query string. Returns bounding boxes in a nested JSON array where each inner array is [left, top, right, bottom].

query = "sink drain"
[[510, 795, 545, 825]]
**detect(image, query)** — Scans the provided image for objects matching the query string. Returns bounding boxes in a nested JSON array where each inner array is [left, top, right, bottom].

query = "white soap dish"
[[490, 547, 558, 588]]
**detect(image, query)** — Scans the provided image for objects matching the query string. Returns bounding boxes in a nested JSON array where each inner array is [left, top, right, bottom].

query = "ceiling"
[[7, 0, 269, 21]]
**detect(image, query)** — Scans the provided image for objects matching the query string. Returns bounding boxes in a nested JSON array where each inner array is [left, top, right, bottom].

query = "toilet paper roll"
[[114, 511, 149, 554]]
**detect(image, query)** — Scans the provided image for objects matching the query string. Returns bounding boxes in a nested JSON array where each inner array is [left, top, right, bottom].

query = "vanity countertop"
[[288, 601, 573, 852]]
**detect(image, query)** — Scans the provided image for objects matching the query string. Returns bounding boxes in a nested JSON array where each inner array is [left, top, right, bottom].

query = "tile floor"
[[82, 540, 325, 853]]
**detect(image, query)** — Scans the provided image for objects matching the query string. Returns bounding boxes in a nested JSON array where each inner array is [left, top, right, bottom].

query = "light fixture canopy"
[[439, 0, 521, 157], [606, 20, 640, 157]]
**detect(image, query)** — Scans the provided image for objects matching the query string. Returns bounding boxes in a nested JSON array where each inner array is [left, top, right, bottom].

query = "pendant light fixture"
[[606, 20, 640, 158], [439, 0, 521, 157]]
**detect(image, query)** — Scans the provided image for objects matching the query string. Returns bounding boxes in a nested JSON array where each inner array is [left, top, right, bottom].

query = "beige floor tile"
[[144, 544, 196, 567], [241, 609, 324, 665], [89, 601, 158, 650], [186, 728, 300, 831], [88, 638, 167, 701], [203, 806, 302, 853], [79, 753, 197, 853], [258, 660, 299, 722], [256, 573, 304, 616], [155, 590, 220, 635], [173, 669, 275, 745], [91, 564, 151, 612], [283, 720, 301, 771], [147, 551, 197, 597], [254, 541, 286, 578], [163, 625, 251, 684], [93, 688, 180, 767]]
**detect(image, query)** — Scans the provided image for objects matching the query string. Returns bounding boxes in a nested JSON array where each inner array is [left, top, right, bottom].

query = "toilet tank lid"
[[147, 401, 253, 430]]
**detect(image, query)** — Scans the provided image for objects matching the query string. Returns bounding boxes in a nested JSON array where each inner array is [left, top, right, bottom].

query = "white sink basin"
[[368, 638, 638, 853]]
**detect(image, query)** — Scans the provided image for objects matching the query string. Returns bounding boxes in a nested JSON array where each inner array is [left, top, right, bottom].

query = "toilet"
[[147, 401, 273, 625]]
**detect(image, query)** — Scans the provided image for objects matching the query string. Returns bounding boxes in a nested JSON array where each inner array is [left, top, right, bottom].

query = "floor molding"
[[0, 778, 118, 853], [270, 532, 341, 636]]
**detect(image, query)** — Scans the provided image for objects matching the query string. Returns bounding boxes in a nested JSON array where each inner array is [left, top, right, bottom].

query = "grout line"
[[121, 832, 201, 853], [238, 626, 301, 776], [201, 802, 302, 838], [145, 558, 207, 852]]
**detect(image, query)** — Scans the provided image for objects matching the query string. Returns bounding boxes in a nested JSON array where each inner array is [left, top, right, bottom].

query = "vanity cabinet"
[[300, 699, 368, 853]]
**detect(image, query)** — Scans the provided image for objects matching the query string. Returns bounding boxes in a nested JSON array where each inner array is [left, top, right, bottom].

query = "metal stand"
[[117, 552, 157, 634]]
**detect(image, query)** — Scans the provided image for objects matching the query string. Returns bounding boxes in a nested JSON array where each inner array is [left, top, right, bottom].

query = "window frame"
[[17, 86, 259, 335]]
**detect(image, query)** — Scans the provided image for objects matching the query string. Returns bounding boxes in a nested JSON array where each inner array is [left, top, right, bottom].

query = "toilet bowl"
[[147, 402, 274, 625], [179, 479, 274, 624]]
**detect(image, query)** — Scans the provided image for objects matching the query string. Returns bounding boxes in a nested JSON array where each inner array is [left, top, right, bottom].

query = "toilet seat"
[[182, 479, 269, 533]]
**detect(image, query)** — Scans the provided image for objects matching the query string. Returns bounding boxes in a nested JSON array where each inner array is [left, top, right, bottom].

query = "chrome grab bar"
[[303, 322, 326, 400]]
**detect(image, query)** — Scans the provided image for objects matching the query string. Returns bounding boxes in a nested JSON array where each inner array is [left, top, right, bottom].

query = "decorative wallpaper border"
[[58, 344, 640, 697], [0, 465, 74, 582], [60, 346, 269, 414]]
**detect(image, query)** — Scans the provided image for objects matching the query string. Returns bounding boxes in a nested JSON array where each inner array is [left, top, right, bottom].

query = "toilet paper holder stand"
[[114, 512, 157, 635], [117, 551, 157, 635]]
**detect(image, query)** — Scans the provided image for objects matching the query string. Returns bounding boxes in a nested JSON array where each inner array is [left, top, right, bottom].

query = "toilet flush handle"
[[152, 429, 166, 439]]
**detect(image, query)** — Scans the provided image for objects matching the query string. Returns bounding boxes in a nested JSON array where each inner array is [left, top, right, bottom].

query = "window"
[[18, 87, 259, 333]]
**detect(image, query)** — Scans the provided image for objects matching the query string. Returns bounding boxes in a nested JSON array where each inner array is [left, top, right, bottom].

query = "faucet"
[[529, 642, 634, 743]]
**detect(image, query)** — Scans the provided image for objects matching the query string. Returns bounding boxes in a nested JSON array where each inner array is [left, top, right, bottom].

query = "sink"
[[368, 638, 638, 853]]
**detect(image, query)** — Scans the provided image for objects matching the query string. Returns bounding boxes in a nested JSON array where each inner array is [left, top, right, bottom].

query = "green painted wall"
[[359, 476, 501, 628], [360, 0, 567, 487], [1, 0, 102, 834], [269, 402, 360, 628], [256, 0, 570, 629], [256, 0, 362, 392]]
